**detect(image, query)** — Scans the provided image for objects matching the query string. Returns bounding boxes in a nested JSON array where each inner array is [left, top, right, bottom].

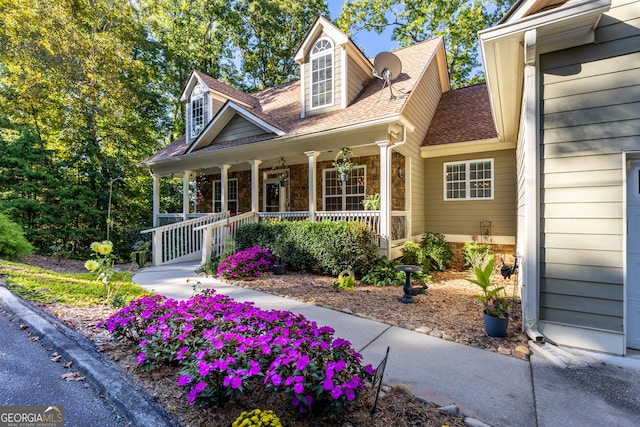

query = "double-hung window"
[[310, 38, 333, 109], [323, 166, 366, 210], [444, 159, 493, 200], [213, 179, 238, 214]]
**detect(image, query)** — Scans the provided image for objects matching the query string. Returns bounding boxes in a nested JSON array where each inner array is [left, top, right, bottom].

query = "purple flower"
[[331, 385, 343, 399], [295, 354, 310, 371], [176, 346, 188, 360], [271, 373, 282, 386], [135, 352, 146, 365], [294, 381, 304, 394], [323, 377, 333, 390], [177, 375, 192, 386]]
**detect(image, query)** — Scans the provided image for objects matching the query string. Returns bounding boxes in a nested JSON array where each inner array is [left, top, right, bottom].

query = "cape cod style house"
[[139, 15, 516, 268], [139, 0, 640, 355]]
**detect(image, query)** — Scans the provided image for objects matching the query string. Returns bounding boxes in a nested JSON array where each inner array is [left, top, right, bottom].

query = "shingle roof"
[[421, 84, 497, 147], [195, 71, 260, 108], [141, 38, 442, 165]]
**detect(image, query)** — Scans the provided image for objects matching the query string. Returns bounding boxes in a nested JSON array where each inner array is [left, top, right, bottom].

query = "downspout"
[[523, 29, 544, 343]]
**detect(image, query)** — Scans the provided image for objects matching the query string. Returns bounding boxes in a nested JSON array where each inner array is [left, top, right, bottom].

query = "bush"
[[400, 241, 430, 271], [361, 257, 430, 287], [461, 242, 494, 269], [421, 232, 453, 270], [0, 212, 34, 260], [99, 291, 374, 415], [217, 246, 273, 279], [234, 220, 379, 277]]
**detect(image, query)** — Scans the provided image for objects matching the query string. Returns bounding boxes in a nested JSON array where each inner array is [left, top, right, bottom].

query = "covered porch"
[[143, 140, 412, 266]]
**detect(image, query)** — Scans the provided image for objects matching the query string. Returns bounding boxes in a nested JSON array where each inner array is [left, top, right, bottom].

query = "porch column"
[[249, 160, 262, 212], [377, 140, 391, 254], [182, 170, 192, 220], [220, 164, 230, 213], [523, 29, 541, 337], [152, 173, 160, 227], [305, 151, 319, 221]]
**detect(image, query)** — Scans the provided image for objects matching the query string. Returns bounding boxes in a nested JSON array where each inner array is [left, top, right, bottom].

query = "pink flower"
[[331, 385, 343, 399]]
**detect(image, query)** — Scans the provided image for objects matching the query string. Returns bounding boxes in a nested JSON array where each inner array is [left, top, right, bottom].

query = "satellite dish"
[[372, 52, 402, 100]]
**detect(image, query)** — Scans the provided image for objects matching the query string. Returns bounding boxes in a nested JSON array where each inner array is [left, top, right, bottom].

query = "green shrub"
[[462, 242, 494, 269], [0, 213, 34, 260], [333, 270, 356, 292], [235, 220, 379, 277], [400, 241, 430, 271], [361, 257, 431, 287], [422, 232, 453, 270]]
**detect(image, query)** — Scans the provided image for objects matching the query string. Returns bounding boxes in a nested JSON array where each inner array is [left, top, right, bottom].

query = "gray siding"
[[212, 115, 266, 144], [424, 149, 517, 236], [538, 0, 640, 332]]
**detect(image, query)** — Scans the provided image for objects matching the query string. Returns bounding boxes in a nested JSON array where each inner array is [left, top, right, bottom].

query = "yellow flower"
[[95, 241, 113, 255], [84, 260, 100, 272]]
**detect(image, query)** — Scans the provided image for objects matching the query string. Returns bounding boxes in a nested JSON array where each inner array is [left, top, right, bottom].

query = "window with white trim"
[[190, 85, 207, 139], [323, 166, 366, 210], [310, 38, 333, 109], [444, 159, 493, 200], [213, 178, 238, 213]]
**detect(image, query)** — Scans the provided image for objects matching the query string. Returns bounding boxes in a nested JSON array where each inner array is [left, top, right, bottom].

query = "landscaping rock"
[[414, 395, 436, 406], [515, 345, 530, 356], [402, 323, 416, 330], [438, 404, 462, 417], [465, 417, 492, 427], [498, 346, 511, 356], [430, 331, 443, 338], [415, 326, 432, 334], [443, 334, 455, 341], [394, 383, 413, 397]]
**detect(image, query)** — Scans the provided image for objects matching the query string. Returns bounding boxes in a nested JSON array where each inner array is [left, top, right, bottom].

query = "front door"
[[626, 159, 640, 349], [263, 179, 288, 212]]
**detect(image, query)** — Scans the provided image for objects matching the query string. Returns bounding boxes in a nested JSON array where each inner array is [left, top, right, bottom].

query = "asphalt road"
[[0, 303, 130, 427]]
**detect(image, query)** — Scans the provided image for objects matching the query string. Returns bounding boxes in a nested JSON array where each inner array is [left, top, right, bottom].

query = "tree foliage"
[[337, 0, 516, 88]]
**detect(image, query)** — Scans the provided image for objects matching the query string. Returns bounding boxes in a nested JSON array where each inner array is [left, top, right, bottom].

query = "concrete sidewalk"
[[134, 262, 640, 427]]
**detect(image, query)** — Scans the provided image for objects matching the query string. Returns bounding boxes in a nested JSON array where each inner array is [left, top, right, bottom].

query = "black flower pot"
[[482, 310, 509, 337], [272, 264, 287, 275]]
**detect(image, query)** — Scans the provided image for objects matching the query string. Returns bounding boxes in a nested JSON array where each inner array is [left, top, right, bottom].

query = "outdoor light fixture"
[[397, 166, 405, 180]]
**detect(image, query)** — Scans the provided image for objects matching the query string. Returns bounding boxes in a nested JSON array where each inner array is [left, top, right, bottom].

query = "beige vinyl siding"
[[211, 115, 267, 144], [538, 0, 640, 333], [402, 60, 442, 237], [305, 33, 342, 116], [424, 149, 516, 236], [346, 56, 370, 105]]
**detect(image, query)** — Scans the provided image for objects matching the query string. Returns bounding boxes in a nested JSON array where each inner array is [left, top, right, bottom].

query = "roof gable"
[[294, 16, 349, 62], [180, 71, 259, 109], [186, 101, 285, 154]]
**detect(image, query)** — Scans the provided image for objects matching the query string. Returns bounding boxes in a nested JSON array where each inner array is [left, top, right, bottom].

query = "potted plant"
[[333, 147, 354, 182], [270, 236, 288, 275], [130, 240, 150, 268], [362, 193, 380, 210], [273, 157, 288, 188], [466, 255, 509, 337]]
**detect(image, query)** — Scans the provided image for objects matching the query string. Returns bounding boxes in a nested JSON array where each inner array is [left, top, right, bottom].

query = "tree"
[[0, 0, 163, 253], [234, 0, 329, 90], [337, 0, 516, 88]]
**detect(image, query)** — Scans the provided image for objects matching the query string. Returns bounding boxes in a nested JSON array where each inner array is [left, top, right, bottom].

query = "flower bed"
[[98, 290, 374, 416]]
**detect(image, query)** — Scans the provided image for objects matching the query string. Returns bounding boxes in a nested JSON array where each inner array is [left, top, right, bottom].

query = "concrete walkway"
[[133, 262, 640, 427]]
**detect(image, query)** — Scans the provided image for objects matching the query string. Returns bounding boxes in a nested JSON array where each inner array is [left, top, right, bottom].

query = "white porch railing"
[[146, 210, 400, 266], [142, 212, 228, 265], [196, 211, 259, 264], [157, 213, 209, 226]]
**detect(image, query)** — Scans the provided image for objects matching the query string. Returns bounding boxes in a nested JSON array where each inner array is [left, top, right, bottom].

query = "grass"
[[0, 260, 151, 306]]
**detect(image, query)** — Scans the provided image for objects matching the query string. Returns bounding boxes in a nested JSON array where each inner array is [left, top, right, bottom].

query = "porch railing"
[[147, 210, 398, 266], [157, 213, 209, 227], [196, 211, 259, 264], [142, 212, 229, 265]]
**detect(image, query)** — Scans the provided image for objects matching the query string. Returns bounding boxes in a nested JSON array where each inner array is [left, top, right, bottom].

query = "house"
[[139, 15, 517, 268], [480, 0, 640, 355]]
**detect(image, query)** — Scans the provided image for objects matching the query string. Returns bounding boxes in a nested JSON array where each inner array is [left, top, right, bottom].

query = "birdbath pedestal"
[[394, 265, 423, 304]]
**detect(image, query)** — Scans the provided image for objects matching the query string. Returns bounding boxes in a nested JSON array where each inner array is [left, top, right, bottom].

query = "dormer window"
[[310, 38, 333, 109], [190, 85, 208, 139]]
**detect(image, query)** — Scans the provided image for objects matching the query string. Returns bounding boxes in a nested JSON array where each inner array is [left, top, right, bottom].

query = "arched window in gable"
[[310, 38, 333, 109], [190, 85, 208, 139]]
